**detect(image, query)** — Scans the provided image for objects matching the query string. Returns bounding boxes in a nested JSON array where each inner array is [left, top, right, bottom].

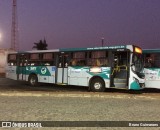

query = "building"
[[0, 49, 15, 77]]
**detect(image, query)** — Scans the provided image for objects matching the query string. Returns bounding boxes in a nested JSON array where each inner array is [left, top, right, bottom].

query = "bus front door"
[[17, 54, 27, 81], [111, 51, 129, 89], [57, 53, 69, 84]]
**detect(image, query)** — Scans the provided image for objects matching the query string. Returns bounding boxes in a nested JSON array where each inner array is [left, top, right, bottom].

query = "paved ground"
[[0, 78, 159, 130]]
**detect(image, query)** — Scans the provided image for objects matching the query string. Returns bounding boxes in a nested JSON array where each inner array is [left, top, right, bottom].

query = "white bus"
[[6, 45, 144, 92], [143, 49, 160, 89]]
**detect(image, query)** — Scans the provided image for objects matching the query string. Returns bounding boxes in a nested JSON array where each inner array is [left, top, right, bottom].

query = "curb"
[[0, 91, 159, 100]]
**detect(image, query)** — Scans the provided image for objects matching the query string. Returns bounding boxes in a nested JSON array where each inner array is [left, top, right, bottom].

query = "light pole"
[[101, 37, 104, 47]]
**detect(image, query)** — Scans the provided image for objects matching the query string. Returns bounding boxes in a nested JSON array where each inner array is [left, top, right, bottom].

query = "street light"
[[101, 37, 104, 47]]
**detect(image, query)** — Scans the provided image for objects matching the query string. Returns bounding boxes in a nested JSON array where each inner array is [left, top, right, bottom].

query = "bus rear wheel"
[[90, 78, 105, 92], [28, 74, 38, 87]]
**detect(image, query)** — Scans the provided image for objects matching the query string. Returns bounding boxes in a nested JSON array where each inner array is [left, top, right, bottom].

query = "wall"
[[0, 49, 15, 76]]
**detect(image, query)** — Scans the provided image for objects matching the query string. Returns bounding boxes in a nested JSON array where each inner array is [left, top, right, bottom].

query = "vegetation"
[[33, 38, 48, 50]]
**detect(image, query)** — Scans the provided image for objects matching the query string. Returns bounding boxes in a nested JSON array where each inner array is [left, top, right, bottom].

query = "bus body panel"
[[38, 66, 56, 83], [68, 66, 111, 87], [6, 66, 17, 80], [144, 68, 160, 89], [17, 66, 56, 83], [143, 49, 160, 89], [129, 71, 144, 90], [57, 68, 68, 84], [57, 68, 63, 83], [128, 52, 143, 90]]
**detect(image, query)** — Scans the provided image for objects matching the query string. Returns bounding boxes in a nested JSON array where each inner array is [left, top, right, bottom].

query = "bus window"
[[18, 54, 28, 67], [144, 53, 160, 68], [41, 53, 54, 66], [154, 54, 160, 67], [64, 54, 70, 67], [57, 53, 70, 68], [8, 54, 17, 66], [114, 52, 129, 66], [71, 52, 86, 66], [144, 54, 153, 67], [88, 51, 108, 66], [30, 53, 39, 60], [28, 53, 41, 66], [9, 54, 17, 60]]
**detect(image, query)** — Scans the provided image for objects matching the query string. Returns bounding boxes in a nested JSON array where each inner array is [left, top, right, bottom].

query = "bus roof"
[[8, 45, 138, 54], [16, 49, 59, 54], [59, 45, 134, 52], [143, 49, 160, 53]]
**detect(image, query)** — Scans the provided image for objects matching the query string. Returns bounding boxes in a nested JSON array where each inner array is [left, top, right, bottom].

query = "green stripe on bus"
[[16, 66, 52, 76]]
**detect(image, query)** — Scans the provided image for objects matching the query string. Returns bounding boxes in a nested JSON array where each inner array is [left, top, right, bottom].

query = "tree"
[[33, 38, 48, 50]]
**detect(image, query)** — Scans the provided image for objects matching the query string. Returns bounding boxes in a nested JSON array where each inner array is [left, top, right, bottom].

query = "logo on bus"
[[41, 67, 47, 74]]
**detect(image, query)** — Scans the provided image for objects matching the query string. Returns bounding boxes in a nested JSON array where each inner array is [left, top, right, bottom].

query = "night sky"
[[0, 0, 160, 51]]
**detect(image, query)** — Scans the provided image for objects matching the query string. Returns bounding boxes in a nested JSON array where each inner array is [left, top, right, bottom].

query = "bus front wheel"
[[28, 74, 38, 87], [90, 78, 105, 92]]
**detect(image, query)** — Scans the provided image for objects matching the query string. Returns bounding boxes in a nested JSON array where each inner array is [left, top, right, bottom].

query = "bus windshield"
[[132, 54, 143, 73]]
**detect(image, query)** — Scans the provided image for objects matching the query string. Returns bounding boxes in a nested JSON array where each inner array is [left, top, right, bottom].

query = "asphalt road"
[[0, 77, 160, 93], [0, 78, 159, 130]]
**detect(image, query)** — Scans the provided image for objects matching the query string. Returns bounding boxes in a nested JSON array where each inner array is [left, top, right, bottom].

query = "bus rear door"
[[17, 54, 27, 81], [56, 53, 69, 84]]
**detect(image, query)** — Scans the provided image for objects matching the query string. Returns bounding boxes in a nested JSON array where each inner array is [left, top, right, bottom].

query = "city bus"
[[143, 49, 160, 89], [6, 45, 144, 92]]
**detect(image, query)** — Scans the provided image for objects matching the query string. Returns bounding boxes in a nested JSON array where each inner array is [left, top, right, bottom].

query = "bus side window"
[[8, 54, 17, 66], [153, 54, 160, 68], [28, 53, 41, 66], [71, 59, 77, 66], [88, 51, 108, 67], [64, 54, 70, 67], [41, 53, 54, 66], [71, 52, 86, 66], [145, 58, 152, 68], [100, 59, 108, 66], [144, 54, 156, 68]]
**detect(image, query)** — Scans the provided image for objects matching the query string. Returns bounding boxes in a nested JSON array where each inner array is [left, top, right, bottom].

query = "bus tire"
[[90, 78, 105, 92], [28, 74, 38, 87]]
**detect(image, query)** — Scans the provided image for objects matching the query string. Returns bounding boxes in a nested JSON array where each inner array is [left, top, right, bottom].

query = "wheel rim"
[[94, 82, 102, 90], [30, 77, 36, 85]]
